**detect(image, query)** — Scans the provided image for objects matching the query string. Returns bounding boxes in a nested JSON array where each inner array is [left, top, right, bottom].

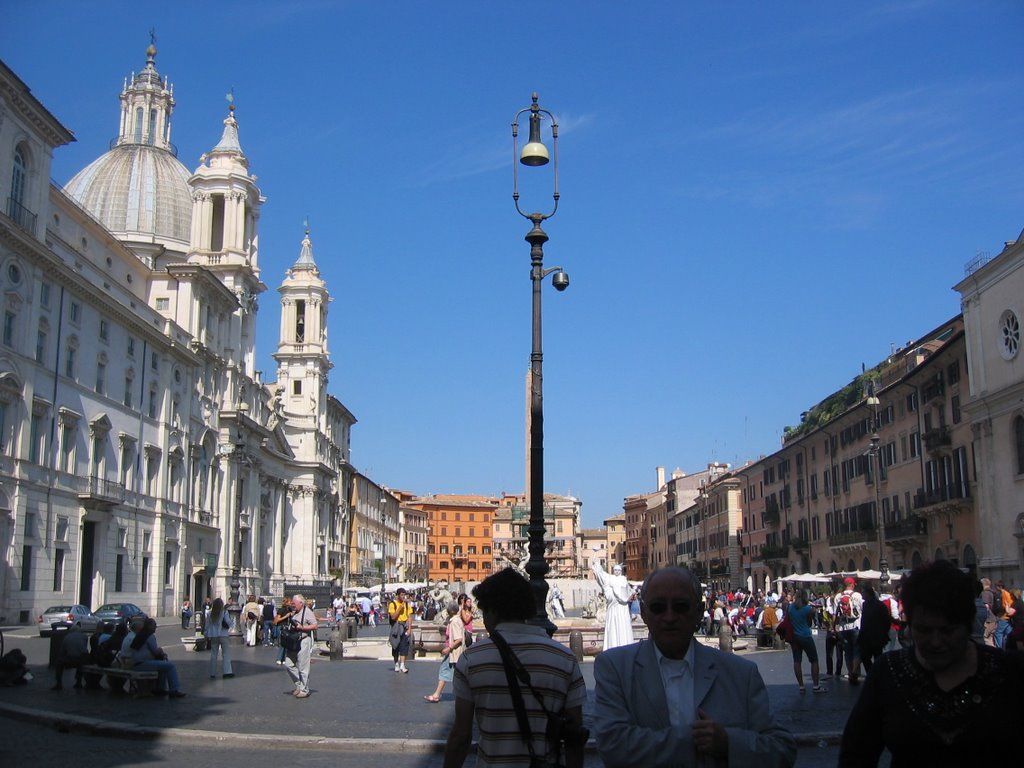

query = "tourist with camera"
[[443, 568, 587, 768]]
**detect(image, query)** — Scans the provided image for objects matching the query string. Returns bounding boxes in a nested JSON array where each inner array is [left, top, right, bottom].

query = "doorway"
[[78, 520, 96, 607]]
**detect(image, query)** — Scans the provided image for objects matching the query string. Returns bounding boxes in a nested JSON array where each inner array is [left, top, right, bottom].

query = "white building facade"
[[955, 235, 1024, 585], [0, 46, 363, 623]]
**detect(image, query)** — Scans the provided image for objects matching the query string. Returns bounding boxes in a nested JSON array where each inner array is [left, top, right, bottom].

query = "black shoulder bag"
[[489, 630, 589, 768]]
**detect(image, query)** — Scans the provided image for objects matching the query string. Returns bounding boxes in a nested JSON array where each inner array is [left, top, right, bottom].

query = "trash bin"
[[345, 617, 359, 640], [48, 625, 69, 669]]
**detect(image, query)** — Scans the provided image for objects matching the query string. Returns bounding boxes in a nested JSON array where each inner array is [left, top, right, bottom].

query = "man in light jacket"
[[594, 566, 795, 768]]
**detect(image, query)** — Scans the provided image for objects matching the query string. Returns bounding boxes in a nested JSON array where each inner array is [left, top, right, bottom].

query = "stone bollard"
[[718, 622, 734, 653], [329, 622, 344, 661], [569, 630, 584, 662]]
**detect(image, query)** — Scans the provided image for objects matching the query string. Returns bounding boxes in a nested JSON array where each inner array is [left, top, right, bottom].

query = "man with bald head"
[[594, 566, 794, 767]]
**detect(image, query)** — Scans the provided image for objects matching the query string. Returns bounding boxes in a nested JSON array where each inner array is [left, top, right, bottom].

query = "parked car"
[[37, 605, 100, 636], [92, 603, 147, 629]]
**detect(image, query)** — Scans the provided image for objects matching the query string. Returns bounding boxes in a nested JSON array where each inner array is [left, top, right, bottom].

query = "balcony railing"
[[790, 537, 809, 552], [828, 526, 877, 548], [914, 483, 969, 510], [760, 544, 788, 561], [5, 197, 36, 234], [763, 507, 780, 527], [885, 515, 927, 542], [922, 426, 952, 453], [77, 476, 126, 507]]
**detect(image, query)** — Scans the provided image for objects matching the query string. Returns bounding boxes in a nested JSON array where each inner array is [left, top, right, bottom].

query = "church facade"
[[0, 46, 366, 623]]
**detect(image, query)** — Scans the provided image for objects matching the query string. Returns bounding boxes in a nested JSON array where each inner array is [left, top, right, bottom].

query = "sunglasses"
[[642, 599, 692, 615]]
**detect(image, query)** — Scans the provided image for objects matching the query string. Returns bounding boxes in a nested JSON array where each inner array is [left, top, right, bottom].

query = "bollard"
[[718, 622, 733, 653], [329, 622, 344, 661], [569, 629, 584, 662]]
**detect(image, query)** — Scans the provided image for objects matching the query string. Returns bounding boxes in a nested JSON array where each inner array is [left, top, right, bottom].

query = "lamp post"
[[866, 383, 890, 587], [700, 481, 710, 592], [512, 93, 569, 635], [374, 540, 385, 595], [737, 526, 744, 589]]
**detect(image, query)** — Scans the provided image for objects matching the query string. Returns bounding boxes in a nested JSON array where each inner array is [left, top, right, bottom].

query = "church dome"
[[65, 144, 192, 243], [63, 43, 192, 245]]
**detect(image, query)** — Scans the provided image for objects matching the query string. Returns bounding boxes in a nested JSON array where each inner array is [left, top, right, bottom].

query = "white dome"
[[65, 144, 192, 244]]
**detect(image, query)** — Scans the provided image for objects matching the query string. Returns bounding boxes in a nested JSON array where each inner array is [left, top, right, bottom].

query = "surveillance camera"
[[552, 271, 570, 291]]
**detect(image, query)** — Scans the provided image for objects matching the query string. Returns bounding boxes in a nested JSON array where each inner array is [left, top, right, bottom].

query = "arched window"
[[911, 550, 923, 569], [134, 107, 144, 143], [862, 557, 871, 571], [934, 548, 945, 562], [65, 335, 78, 379], [1015, 415, 1024, 475], [10, 147, 26, 207]]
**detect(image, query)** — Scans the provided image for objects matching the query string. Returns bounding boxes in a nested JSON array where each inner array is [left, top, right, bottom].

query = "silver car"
[[37, 604, 100, 636]]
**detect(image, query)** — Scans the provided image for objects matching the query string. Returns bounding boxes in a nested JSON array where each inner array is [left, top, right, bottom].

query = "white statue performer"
[[548, 584, 566, 619], [592, 562, 635, 650]]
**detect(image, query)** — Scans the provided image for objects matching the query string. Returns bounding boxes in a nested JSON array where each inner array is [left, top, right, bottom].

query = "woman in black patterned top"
[[839, 560, 1024, 767]]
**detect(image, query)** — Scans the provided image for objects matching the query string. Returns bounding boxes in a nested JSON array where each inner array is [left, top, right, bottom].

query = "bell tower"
[[273, 225, 332, 435], [187, 97, 266, 379]]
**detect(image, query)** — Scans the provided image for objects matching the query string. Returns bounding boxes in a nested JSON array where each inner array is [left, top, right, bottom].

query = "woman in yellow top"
[[388, 588, 414, 673]]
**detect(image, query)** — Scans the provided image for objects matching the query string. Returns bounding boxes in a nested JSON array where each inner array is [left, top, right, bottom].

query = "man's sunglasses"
[[642, 599, 692, 615]]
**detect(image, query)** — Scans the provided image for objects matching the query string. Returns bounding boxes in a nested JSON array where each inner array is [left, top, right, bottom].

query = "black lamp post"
[[512, 93, 569, 635], [866, 381, 890, 587], [700, 481, 709, 591], [375, 540, 385, 595]]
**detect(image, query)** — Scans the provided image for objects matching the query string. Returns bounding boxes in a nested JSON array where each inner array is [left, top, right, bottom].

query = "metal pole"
[[871, 431, 890, 587], [525, 215, 555, 635]]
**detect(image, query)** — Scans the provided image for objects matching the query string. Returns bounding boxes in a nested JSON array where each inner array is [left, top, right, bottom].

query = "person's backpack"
[[838, 593, 858, 621]]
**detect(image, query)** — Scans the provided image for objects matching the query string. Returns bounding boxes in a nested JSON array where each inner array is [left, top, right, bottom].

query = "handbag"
[[280, 608, 308, 652], [776, 614, 794, 643], [280, 628, 303, 652], [490, 630, 589, 768]]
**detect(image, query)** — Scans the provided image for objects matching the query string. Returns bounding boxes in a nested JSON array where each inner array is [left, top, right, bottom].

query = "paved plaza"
[[0, 618, 874, 766]]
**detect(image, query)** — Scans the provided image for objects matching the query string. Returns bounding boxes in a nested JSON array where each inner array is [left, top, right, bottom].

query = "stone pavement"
[[0, 619, 857, 755]]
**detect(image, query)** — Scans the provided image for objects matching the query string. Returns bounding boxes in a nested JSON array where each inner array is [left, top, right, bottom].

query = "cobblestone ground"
[[1, 718, 871, 768], [0, 620, 882, 766]]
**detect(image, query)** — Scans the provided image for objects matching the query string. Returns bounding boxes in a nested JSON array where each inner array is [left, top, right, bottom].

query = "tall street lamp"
[[512, 93, 570, 634], [699, 481, 709, 592], [374, 540, 385, 595], [866, 382, 890, 587]]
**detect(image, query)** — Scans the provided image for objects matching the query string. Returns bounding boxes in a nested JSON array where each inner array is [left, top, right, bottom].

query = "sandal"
[[813, 685, 828, 693], [798, 686, 806, 694], [423, 695, 440, 703]]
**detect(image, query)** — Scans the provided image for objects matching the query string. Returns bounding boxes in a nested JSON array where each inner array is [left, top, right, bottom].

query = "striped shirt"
[[453, 622, 586, 767]]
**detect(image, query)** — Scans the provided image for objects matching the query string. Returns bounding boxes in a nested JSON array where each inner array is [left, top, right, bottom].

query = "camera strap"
[[490, 630, 562, 766]]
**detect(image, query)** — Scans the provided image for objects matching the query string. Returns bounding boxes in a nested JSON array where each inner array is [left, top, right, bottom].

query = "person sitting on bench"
[[121, 617, 186, 698], [52, 623, 89, 690]]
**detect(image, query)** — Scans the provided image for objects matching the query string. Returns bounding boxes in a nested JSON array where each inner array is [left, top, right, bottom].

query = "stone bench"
[[80, 665, 160, 697]]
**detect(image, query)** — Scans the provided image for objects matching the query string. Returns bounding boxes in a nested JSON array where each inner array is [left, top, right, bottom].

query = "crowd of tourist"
[[29, 563, 1024, 766]]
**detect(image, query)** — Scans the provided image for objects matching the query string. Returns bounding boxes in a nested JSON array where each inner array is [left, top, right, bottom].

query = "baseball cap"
[[843, 577, 856, 585]]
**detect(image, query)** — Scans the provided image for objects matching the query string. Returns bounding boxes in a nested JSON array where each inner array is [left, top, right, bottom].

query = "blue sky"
[[3, 1, 1022, 527]]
